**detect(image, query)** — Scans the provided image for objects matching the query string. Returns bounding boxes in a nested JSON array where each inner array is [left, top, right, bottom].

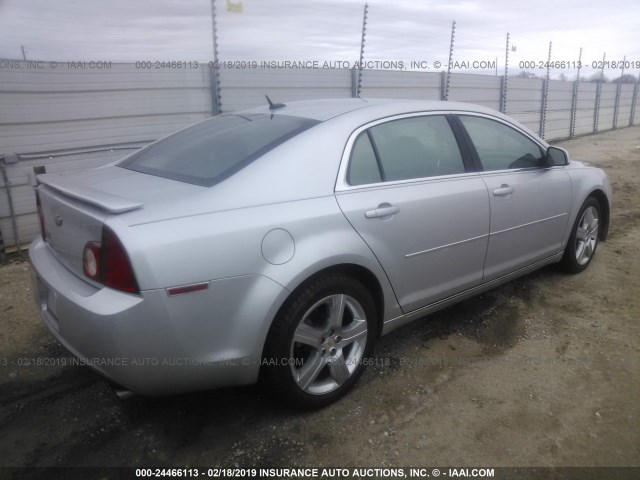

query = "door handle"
[[493, 184, 514, 196], [365, 204, 400, 219]]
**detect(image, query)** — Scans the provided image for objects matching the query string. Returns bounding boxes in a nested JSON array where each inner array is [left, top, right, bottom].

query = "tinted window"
[[459, 116, 545, 171], [119, 114, 319, 186], [347, 133, 382, 186], [347, 115, 465, 185]]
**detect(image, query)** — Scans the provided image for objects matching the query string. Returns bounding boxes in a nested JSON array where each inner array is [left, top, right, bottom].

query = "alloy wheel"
[[575, 206, 599, 266], [289, 294, 368, 395]]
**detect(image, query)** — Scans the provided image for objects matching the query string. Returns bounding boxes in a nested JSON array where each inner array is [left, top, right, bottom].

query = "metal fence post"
[[356, 3, 368, 98], [440, 71, 447, 101], [569, 47, 582, 139], [209, 67, 221, 115], [209, 0, 221, 115], [569, 80, 578, 138], [539, 41, 552, 139], [500, 32, 510, 113], [593, 82, 601, 133], [539, 79, 547, 138], [444, 20, 456, 101], [612, 55, 625, 130], [593, 52, 606, 133]]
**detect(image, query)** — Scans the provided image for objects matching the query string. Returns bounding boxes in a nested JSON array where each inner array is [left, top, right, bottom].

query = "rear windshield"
[[119, 113, 319, 186]]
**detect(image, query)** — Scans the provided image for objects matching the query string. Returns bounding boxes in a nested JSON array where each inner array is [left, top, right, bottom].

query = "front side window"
[[458, 115, 545, 171], [119, 114, 319, 186], [347, 115, 465, 186]]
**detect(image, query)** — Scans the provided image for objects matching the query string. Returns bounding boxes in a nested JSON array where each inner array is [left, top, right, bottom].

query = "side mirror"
[[546, 146, 569, 167]]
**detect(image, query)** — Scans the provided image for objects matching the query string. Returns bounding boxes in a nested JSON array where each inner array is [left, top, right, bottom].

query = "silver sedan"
[[30, 98, 611, 408]]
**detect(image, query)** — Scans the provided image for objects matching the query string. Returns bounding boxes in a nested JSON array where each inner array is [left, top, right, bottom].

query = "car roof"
[[241, 97, 501, 121], [240, 97, 542, 143]]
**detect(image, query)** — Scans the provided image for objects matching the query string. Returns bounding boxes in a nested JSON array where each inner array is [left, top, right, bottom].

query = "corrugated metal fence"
[[1, 61, 639, 249], [0, 63, 212, 250]]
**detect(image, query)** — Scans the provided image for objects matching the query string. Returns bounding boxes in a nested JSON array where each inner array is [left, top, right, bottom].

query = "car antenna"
[[265, 95, 285, 110]]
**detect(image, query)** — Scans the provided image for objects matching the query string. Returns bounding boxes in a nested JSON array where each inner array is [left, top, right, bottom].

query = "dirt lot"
[[1, 126, 639, 474]]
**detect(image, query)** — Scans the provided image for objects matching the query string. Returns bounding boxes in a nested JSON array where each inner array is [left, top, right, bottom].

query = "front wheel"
[[261, 273, 377, 409], [561, 197, 601, 273]]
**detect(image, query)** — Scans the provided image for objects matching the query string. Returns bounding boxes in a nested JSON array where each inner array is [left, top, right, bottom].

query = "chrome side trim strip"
[[405, 233, 488, 258], [404, 213, 568, 259], [491, 212, 568, 236]]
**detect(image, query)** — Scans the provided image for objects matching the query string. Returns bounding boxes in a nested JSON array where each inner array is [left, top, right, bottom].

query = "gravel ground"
[[0, 126, 639, 474]]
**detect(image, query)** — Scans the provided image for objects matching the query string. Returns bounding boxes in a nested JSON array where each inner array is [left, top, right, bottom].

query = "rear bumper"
[[29, 237, 288, 395]]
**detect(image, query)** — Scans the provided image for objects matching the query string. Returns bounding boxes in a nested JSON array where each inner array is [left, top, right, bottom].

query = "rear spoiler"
[[37, 174, 143, 214]]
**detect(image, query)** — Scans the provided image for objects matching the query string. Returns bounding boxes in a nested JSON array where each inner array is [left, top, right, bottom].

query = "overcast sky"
[[1, 0, 639, 79]]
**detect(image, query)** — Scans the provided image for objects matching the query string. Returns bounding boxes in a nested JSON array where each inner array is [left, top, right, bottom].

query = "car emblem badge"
[[54, 215, 63, 226]]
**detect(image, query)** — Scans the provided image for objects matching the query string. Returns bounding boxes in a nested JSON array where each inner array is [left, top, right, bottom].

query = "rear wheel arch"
[[260, 265, 382, 408], [272, 263, 385, 338]]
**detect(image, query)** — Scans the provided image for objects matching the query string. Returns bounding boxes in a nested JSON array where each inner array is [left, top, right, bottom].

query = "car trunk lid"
[[36, 165, 204, 280], [38, 175, 143, 214]]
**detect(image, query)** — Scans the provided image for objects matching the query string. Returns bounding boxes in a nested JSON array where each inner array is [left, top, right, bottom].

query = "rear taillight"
[[36, 190, 46, 240], [102, 226, 139, 293], [82, 226, 139, 294]]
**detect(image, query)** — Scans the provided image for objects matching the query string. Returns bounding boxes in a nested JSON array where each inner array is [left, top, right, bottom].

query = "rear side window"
[[347, 133, 382, 186], [119, 114, 319, 186], [347, 115, 465, 186], [459, 115, 545, 171]]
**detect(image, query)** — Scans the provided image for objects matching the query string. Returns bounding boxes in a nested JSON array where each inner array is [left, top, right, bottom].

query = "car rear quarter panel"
[[119, 195, 402, 351]]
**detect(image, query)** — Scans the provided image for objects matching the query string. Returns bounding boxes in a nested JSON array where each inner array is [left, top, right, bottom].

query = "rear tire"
[[561, 197, 601, 274], [261, 272, 377, 409]]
